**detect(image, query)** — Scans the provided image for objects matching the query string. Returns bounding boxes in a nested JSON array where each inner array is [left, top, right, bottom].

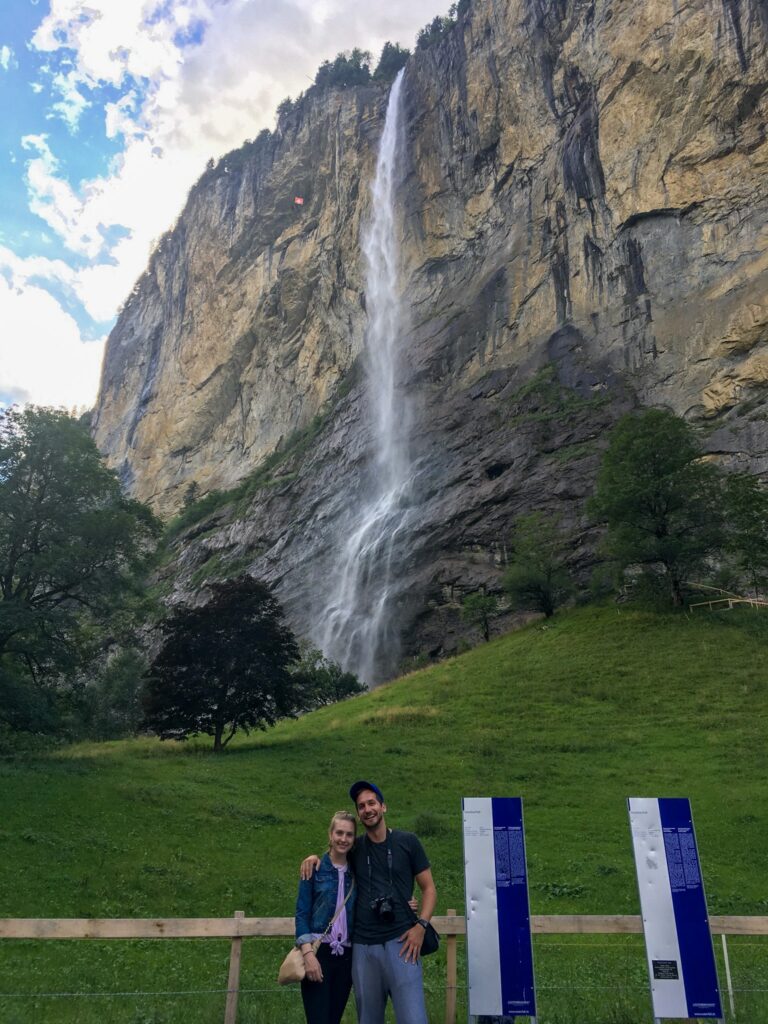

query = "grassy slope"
[[1, 605, 767, 1023]]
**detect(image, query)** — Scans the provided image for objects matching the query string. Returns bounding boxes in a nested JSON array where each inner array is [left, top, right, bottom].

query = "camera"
[[370, 895, 396, 922]]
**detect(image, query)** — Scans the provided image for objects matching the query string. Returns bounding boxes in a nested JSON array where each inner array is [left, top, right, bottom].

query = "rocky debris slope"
[[94, 0, 768, 667]]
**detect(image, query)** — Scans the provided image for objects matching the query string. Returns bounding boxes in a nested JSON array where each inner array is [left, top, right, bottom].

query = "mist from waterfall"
[[315, 69, 412, 685]]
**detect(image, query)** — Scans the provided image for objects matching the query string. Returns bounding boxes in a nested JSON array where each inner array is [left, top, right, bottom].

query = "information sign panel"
[[462, 797, 536, 1019], [628, 797, 722, 1019]]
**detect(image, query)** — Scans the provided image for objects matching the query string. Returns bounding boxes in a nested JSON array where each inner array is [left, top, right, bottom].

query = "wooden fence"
[[1, 913, 767, 1023]]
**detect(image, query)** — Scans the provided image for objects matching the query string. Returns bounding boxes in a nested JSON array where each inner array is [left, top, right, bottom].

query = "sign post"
[[628, 797, 723, 1022], [462, 797, 536, 1022]]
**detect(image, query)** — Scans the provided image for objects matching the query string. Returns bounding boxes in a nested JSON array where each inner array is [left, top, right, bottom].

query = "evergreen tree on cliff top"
[[0, 406, 160, 728], [142, 576, 302, 753], [589, 409, 724, 606]]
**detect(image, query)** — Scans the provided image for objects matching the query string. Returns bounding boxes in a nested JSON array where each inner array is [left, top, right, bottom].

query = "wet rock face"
[[94, 0, 768, 665]]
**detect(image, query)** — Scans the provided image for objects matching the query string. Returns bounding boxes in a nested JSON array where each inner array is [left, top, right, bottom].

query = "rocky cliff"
[[93, 0, 768, 674]]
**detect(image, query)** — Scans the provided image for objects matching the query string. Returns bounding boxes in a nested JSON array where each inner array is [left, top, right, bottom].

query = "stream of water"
[[315, 69, 413, 684]]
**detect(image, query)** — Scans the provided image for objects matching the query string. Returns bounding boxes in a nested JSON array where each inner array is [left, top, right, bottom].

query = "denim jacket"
[[295, 853, 356, 946]]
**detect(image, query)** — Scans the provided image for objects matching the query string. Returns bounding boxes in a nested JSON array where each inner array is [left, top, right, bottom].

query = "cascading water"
[[315, 69, 413, 685]]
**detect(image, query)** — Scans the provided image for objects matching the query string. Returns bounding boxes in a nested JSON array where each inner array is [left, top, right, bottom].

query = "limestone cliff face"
[[94, 0, 768, 666], [94, 87, 383, 513]]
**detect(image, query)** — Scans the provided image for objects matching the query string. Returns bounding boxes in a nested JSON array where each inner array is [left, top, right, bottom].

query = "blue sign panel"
[[659, 798, 722, 1019]]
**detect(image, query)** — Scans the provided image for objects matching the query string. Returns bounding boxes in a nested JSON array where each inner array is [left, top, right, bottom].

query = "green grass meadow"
[[1, 605, 767, 1022]]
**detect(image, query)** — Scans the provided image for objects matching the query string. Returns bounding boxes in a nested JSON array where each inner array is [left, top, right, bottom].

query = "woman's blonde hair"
[[327, 810, 357, 849]]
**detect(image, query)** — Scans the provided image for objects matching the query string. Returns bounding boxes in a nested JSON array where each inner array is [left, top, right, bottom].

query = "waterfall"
[[315, 69, 412, 685]]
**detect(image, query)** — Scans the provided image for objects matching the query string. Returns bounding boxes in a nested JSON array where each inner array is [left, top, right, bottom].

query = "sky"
[[0, 0, 450, 412]]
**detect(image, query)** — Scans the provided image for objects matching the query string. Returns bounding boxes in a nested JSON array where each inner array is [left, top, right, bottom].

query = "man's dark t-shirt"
[[349, 828, 430, 944]]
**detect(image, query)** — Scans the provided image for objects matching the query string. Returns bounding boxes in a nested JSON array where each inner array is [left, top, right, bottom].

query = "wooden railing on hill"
[[689, 596, 768, 611], [2, 913, 767, 1024]]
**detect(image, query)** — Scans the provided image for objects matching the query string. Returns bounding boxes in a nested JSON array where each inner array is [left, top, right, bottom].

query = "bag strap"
[[318, 874, 356, 940]]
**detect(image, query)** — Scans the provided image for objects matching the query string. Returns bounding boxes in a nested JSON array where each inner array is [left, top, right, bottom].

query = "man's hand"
[[398, 922, 425, 964], [300, 855, 320, 880]]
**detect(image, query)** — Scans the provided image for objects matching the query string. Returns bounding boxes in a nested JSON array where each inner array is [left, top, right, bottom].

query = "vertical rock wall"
[[94, 0, 768, 663]]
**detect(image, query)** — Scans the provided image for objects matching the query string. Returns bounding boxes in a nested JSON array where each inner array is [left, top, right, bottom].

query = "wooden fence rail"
[[1, 913, 766, 1024]]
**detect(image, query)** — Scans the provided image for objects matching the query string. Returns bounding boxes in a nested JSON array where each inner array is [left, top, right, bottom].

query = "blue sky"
[[0, 0, 448, 411]]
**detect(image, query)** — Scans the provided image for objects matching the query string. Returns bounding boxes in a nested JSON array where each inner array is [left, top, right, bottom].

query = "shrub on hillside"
[[291, 646, 365, 709], [503, 511, 574, 618], [461, 592, 498, 641]]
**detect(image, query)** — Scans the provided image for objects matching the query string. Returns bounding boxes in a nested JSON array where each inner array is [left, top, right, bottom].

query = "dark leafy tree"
[[86, 649, 148, 740], [291, 645, 365, 708], [142, 576, 301, 752], [460, 592, 498, 642], [314, 49, 372, 89], [416, 14, 454, 50], [276, 96, 295, 123], [0, 406, 160, 710], [589, 409, 724, 607], [373, 42, 410, 81], [503, 511, 574, 618], [722, 472, 768, 595]]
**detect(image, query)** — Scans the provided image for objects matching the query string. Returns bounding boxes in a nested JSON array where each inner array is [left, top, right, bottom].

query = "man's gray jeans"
[[352, 939, 429, 1024]]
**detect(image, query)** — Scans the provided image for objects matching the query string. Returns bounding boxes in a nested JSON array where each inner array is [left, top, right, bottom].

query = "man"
[[302, 780, 437, 1024]]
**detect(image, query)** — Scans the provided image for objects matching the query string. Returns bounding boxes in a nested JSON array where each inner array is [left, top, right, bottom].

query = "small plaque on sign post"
[[653, 960, 680, 981]]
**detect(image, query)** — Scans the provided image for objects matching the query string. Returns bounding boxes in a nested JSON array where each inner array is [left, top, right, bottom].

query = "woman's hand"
[[303, 949, 323, 982]]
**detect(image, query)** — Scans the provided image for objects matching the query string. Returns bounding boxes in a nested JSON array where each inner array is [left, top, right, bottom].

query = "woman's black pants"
[[300, 943, 353, 1024]]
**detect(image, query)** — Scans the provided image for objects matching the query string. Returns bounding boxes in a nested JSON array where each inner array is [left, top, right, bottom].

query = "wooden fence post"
[[224, 910, 245, 1024], [445, 908, 457, 1024]]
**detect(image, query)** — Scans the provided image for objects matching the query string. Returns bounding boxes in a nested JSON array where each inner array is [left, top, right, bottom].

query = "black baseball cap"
[[349, 780, 384, 805]]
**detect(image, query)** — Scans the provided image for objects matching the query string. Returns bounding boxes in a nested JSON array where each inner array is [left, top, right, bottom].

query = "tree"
[[142, 576, 301, 752], [315, 49, 372, 90], [460, 592, 498, 641], [503, 511, 573, 618], [722, 472, 768, 595], [291, 645, 365, 708], [589, 409, 724, 606], [86, 649, 148, 740], [373, 42, 410, 82], [416, 15, 454, 50], [0, 406, 160, 709]]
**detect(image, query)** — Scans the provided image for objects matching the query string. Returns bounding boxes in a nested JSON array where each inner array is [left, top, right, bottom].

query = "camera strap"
[[366, 830, 393, 892]]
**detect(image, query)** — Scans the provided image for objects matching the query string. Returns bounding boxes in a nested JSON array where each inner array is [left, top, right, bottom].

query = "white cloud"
[[0, 45, 14, 71], [24, 0, 451, 295], [48, 69, 91, 130], [0, 271, 104, 411], [11, 0, 449, 409], [21, 134, 107, 258]]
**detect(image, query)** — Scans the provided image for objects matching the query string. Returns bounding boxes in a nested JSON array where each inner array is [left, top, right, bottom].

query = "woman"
[[295, 811, 357, 1024]]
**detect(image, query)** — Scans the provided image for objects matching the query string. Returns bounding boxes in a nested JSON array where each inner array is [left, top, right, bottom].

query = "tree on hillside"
[[722, 472, 768, 595], [589, 409, 724, 606], [503, 511, 574, 618], [315, 49, 372, 90], [0, 406, 160, 724], [461, 592, 498, 642], [291, 645, 365, 708], [373, 42, 410, 81], [142, 576, 302, 752]]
